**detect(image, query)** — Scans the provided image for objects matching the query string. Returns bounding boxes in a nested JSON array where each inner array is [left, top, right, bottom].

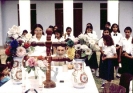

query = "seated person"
[[52, 46, 67, 66], [0, 64, 10, 87], [29, 24, 46, 56]]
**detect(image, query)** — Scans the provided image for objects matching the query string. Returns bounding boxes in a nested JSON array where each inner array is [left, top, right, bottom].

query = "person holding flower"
[[0, 64, 10, 87], [63, 27, 75, 40], [100, 35, 117, 88], [84, 24, 99, 76], [30, 24, 46, 56]]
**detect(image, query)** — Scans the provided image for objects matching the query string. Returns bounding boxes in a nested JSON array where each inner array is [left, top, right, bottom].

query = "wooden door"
[[55, 3, 63, 32], [74, 3, 82, 37]]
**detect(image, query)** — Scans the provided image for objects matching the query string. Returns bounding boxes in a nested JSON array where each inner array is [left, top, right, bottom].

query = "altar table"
[[0, 66, 99, 93]]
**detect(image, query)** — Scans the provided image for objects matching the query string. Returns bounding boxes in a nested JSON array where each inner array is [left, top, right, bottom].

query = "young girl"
[[85, 23, 96, 35], [0, 64, 10, 87], [84, 24, 98, 76], [98, 28, 111, 79], [100, 35, 117, 88], [120, 27, 133, 75], [64, 27, 75, 40], [111, 23, 123, 78], [30, 24, 46, 56], [54, 29, 65, 42]]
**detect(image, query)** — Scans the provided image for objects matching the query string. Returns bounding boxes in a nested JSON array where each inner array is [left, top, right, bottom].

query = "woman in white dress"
[[30, 24, 46, 56]]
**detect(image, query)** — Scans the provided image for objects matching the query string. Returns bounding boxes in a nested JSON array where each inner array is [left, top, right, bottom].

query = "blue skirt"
[[85, 52, 98, 69], [99, 59, 114, 81]]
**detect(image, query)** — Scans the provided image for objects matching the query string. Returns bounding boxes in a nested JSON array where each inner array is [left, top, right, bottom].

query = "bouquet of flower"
[[5, 25, 34, 57], [73, 33, 100, 60], [25, 56, 48, 79]]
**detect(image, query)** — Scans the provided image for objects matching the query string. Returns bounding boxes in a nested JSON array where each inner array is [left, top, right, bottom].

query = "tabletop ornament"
[[5, 25, 34, 85]]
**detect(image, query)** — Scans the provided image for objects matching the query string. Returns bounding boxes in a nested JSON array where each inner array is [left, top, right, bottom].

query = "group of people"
[[0, 22, 133, 93]]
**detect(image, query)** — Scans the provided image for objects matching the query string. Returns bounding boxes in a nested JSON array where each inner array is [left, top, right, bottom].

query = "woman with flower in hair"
[[30, 24, 46, 56]]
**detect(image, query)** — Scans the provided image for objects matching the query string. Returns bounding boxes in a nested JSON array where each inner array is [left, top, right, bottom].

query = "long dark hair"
[[54, 29, 63, 38], [103, 35, 114, 46], [84, 25, 93, 34], [31, 24, 44, 36], [111, 23, 120, 33], [102, 27, 111, 37]]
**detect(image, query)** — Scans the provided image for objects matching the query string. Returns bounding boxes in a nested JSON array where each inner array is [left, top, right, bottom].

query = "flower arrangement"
[[73, 33, 100, 60], [25, 56, 48, 79], [5, 25, 34, 57]]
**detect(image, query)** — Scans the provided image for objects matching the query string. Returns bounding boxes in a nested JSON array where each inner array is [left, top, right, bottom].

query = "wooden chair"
[[102, 83, 126, 93]]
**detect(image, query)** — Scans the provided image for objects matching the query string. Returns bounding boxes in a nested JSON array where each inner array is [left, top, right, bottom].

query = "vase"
[[72, 59, 88, 88], [10, 57, 23, 85]]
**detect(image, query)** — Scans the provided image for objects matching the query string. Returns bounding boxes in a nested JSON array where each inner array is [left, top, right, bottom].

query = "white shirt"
[[64, 34, 75, 40], [102, 45, 116, 57], [120, 36, 132, 54], [29, 35, 46, 56], [111, 32, 123, 46], [54, 37, 65, 42]]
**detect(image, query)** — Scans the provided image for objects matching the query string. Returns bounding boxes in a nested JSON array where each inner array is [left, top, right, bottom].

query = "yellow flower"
[[67, 47, 75, 60]]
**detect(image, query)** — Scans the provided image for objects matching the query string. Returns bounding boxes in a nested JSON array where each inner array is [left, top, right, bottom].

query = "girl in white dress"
[[111, 23, 123, 78], [30, 24, 46, 56]]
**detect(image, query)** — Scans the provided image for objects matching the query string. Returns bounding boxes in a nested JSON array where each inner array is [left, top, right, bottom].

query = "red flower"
[[24, 42, 30, 49], [5, 46, 11, 56]]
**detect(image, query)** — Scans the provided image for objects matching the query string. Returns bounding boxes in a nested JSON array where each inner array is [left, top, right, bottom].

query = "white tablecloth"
[[0, 66, 98, 93]]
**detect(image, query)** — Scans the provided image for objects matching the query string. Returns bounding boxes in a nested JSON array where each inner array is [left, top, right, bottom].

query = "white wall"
[[82, 1, 107, 39], [119, 1, 133, 36], [1, 1, 18, 45], [31, 1, 62, 34], [0, 1, 2, 46]]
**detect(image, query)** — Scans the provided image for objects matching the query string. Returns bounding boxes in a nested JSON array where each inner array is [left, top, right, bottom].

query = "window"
[[100, 3, 107, 30], [17, 4, 36, 30]]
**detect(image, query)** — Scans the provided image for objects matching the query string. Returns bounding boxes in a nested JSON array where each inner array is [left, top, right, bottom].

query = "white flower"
[[74, 44, 81, 50], [89, 39, 96, 45], [73, 37, 79, 44], [83, 34, 89, 42], [25, 33, 32, 41], [81, 44, 88, 50], [85, 48, 92, 55], [12, 34, 19, 39], [78, 34, 84, 39]]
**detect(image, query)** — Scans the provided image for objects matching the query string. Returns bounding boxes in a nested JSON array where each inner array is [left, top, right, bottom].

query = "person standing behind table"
[[86, 23, 96, 35], [30, 24, 46, 56], [111, 23, 123, 78], [84, 25, 99, 76], [120, 27, 133, 75], [63, 27, 75, 40], [98, 28, 111, 83], [101, 22, 111, 36], [0, 64, 10, 87], [100, 35, 117, 88]]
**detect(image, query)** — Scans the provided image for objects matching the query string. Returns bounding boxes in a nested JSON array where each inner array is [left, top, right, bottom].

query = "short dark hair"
[[0, 64, 8, 77], [54, 29, 63, 37], [124, 27, 132, 32], [66, 27, 72, 31], [31, 24, 44, 36], [23, 30, 28, 34], [103, 35, 114, 46], [105, 22, 111, 26]]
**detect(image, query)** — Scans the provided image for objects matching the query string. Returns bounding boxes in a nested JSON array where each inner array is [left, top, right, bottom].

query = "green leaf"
[[88, 55, 92, 60], [31, 67, 35, 71], [30, 46, 35, 51], [81, 53, 86, 57], [26, 66, 31, 73]]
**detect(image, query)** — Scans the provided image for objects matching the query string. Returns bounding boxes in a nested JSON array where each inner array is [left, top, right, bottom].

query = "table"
[[0, 66, 98, 93]]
